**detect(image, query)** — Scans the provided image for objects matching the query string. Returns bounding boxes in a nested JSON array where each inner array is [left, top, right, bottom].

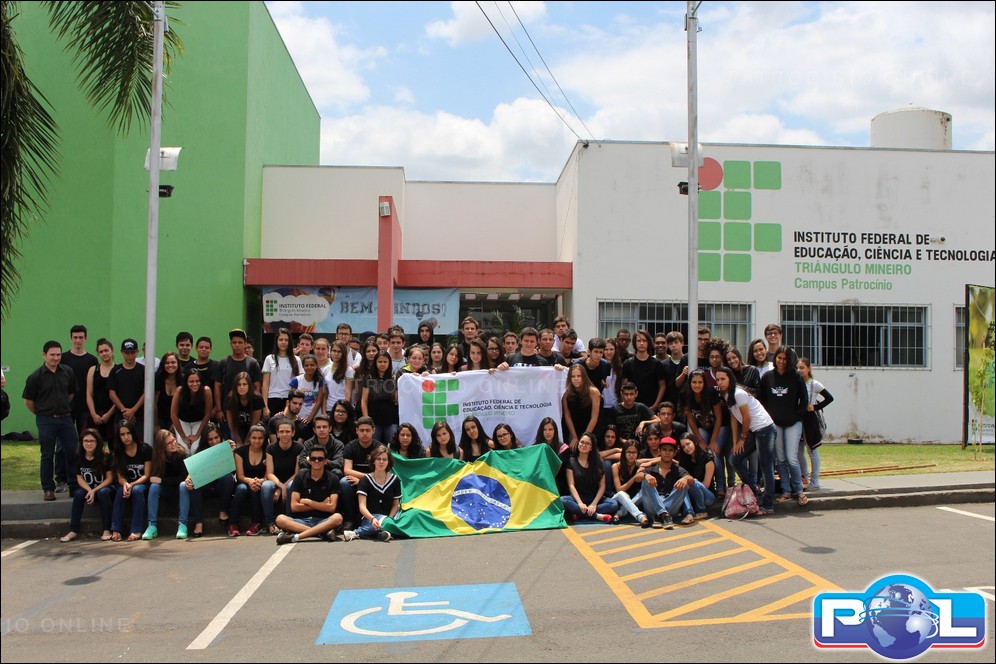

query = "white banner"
[[397, 368, 567, 446]]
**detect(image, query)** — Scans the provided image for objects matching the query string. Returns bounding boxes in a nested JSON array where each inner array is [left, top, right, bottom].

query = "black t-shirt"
[[108, 363, 146, 409], [343, 439, 379, 475], [231, 392, 265, 441], [609, 402, 653, 441], [357, 473, 401, 516], [660, 356, 688, 407], [266, 441, 303, 483], [235, 445, 268, 480], [678, 448, 715, 491], [505, 353, 548, 367], [568, 456, 603, 504], [61, 351, 98, 413], [644, 460, 689, 497], [292, 467, 338, 519], [117, 443, 152, 483], [538, 351, 566, 366], [575, 358, 610, 389], [622, 355, 665, 407], [189, 359, 218, 390], [214, 356, 263, 401], [78, 453, 111, 489]]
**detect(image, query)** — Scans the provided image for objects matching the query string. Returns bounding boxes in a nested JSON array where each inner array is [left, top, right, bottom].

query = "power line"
[[475, 1, 587, 142], [506, 2, 595, 141]]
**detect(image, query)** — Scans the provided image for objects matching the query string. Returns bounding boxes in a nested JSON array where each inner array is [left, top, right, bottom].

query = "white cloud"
[[320, 97, 575, 182], [426, 1, 548, 47], [266, 1, 386, 111]]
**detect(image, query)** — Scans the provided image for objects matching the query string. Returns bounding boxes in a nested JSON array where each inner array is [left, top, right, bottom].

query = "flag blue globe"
[[864, 583, 939, 659]]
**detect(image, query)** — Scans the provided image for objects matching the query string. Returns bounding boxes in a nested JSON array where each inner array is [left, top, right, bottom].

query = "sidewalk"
[[2, 471, 993, 540]]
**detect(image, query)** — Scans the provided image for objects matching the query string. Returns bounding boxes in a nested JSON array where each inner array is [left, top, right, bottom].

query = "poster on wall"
[[261, 287, 460, 335], [965, 284, 995, 445]]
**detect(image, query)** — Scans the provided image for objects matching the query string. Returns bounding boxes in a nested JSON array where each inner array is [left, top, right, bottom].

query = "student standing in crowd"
[[23, 340, 79, 501], [797, 357, 834, 491], [759, 346, 809, 506], [61, 325, 98, 440], [261, 328, 300, 421], [86, 338, 117, 442], [108, 338, 147, 438]]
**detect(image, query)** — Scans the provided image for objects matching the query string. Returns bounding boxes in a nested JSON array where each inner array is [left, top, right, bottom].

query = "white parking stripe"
[[937, 506, 996, 522], [1, 540, 38, 558], [186, 543, 295, 649]]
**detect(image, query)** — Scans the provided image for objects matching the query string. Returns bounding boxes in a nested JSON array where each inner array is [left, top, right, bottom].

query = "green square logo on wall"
[[723, 253, 752, 282], [723, 161, 751, 189], [724, 222, 752, 252], [753, 161, 781, 190], [696, 158, 783, 283], [698, 252, 722, 282], [723, 191, 751, 220], [699, 191, 722, 219], [754, 223, 782, 252], [699, 222, 722, 251]]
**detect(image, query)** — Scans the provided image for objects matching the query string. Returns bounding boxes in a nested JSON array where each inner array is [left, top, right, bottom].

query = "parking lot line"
[[0, 540, 37, 558], [937, 506, 996, 522], [187, 543, 296, 650], [562, 518, 841, 629]]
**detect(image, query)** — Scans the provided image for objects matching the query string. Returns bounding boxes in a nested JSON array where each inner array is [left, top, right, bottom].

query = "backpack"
[[723, 483, 760, 520]]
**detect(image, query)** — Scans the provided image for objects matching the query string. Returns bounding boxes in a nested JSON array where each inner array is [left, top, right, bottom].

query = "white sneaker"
[[342, 530, 358, 542], [376, 531, 392, 542]]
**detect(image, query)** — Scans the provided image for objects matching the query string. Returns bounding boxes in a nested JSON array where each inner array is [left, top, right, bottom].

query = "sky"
[[266, 1, 996, 183]]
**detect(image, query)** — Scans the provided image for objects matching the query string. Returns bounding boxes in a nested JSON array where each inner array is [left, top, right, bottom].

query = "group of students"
[[53, 316, 832, 542]]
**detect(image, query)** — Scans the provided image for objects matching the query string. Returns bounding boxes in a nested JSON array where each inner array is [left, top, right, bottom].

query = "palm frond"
[[47, 0, 184, 134], [1, 0, 61, 321]]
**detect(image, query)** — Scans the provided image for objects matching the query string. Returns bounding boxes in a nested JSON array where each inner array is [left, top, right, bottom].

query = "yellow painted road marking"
[[562, 518, 842, 629]]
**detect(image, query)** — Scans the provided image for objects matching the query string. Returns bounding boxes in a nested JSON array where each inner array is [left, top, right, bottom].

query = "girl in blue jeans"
[[715, 367, 777, 514], [110, 419, 151, 541], [61, 428, 114, 542], [561, 432, 618, 523]]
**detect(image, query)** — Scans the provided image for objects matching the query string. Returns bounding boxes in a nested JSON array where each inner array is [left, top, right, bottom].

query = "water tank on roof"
[[871, 106, 952, 149]]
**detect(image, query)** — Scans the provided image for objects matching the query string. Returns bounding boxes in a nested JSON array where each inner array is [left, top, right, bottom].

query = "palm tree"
[[0, 1, 182, 321]]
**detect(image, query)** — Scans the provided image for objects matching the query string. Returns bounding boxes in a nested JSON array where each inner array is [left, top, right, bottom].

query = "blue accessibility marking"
[[316, 583, 531, 645]]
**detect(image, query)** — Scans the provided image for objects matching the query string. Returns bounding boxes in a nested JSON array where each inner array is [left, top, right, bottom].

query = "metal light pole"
[[686, 1, 701, 370], [143, 1, 165, 440]]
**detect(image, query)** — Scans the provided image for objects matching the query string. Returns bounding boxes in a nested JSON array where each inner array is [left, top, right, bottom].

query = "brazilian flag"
[[383, 444, 566, 538]]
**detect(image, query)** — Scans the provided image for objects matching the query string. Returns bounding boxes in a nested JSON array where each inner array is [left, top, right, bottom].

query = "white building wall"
[[405, 181, 557, 261], [568, 141, 995, 443], [261, 165, 405, 259]]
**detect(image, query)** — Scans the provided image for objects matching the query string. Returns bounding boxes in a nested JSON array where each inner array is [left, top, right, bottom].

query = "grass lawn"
[[2, 438, 993, 491]]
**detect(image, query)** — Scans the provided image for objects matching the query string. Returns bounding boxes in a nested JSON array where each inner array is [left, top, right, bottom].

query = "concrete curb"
[[4, 486, 992, 541]]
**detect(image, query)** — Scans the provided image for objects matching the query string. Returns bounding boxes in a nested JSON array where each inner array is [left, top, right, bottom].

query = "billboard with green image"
[[965, 284, 995, 445]]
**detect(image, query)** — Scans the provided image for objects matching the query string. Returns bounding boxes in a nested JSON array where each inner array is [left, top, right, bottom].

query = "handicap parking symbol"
[[316, 583, 531, 644]]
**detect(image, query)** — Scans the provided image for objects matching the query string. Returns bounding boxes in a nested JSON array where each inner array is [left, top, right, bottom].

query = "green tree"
[[0, 0, 182, 321]]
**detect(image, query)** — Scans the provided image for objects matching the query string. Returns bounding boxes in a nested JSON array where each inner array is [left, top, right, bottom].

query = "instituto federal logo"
[[697, 157, 782, 283], [813, 574, 986, 660], [421, 379, 461, 429]]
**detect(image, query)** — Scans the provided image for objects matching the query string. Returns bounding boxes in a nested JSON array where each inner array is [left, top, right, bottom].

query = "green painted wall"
[[0, 2, 319, 434]]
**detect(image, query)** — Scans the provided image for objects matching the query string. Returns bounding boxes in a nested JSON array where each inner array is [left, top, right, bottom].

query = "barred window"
[[780, 304, 929, 368], [955, 305, 966, 369], [597, 301, 753, 351]]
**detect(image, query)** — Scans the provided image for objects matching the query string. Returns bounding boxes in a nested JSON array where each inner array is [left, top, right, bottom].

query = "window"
[[780, 304, 929, 368], [597, 300, 753, 351], [955, 305, 966, 369]]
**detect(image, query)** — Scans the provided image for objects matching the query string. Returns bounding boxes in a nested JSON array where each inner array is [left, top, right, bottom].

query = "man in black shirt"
[[59, 324, 97, 491], [108, 338, 148, 437], [22, 341, 78, 501], [275, 447, 342, 544], [213, 328, 262, 423]]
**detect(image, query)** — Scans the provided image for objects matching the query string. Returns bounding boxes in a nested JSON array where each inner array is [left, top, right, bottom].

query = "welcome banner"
[[261, 286, 460, 335], [397, 367, 567, 445]]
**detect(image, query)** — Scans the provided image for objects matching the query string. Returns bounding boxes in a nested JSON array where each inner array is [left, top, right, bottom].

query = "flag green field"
[[383, 444, 566, 538]]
